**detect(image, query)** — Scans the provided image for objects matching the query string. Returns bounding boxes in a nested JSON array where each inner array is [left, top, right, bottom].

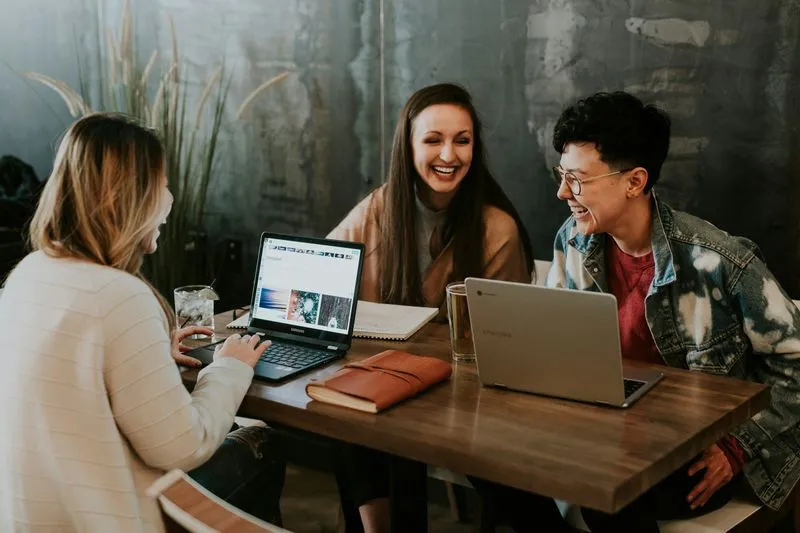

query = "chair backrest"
[[147, 469, 291, 533]]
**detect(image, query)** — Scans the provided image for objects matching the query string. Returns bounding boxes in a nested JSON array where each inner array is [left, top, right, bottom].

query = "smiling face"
[[556, 142, 631, 236], [411, 103, 473, 210]]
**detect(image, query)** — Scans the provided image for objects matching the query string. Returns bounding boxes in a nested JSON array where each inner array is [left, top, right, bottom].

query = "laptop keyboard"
[[258, 340, 334, 369], [623, 378, 646, 398]]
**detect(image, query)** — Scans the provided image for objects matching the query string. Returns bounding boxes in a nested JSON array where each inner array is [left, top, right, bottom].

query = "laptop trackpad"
[[184, 341, 223, 366], [254, 361, 294, 380]]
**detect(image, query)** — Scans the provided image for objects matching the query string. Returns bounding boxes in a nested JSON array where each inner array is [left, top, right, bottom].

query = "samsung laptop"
[[187, 233, 365, 382], [464, 278, 663, 408]]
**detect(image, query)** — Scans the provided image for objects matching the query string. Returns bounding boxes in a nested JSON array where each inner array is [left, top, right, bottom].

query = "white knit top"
[[0, 252, 254, 533]]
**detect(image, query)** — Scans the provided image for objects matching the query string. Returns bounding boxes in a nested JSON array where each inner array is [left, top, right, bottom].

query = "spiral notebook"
[[226, 301, 438, 341]]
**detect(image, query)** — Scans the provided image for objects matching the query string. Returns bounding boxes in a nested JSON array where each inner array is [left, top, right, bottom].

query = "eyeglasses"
[[551, 166, 634, 196]]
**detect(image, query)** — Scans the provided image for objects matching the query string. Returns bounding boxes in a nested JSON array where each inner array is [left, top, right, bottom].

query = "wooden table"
[[182, 310, 770, 529]]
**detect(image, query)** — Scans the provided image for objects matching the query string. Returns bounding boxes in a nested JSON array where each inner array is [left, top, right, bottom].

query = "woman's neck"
[[415, 183, 453, 211]]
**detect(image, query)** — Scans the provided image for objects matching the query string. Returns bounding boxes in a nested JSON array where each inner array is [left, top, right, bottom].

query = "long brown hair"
[[29, 113, 176, 331], [379, 83, 533, 305]]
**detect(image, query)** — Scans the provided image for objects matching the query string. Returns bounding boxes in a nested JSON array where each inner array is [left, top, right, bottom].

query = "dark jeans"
[[470, 460, 742, 533], [332, 442, 392, 533], [188, 425, 286, 525], [334, 442, 391, 506]]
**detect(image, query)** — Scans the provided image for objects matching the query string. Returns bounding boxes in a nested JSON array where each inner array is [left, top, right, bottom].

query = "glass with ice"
[[174, 285, 218, 338]]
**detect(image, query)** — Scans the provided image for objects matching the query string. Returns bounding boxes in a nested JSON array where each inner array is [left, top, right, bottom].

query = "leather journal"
[[305, 349, 452, 413]]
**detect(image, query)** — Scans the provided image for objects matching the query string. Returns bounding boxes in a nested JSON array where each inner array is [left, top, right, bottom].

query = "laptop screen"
[[249, 234, 364, 345]]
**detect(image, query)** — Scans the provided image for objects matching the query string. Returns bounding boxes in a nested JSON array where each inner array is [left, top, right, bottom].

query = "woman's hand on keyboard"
[[214, 333, 272, 368]]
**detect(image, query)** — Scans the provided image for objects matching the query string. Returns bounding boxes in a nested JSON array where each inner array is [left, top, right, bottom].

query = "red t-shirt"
[[605, 238, 661, 364], [605, 237, 745, 474]]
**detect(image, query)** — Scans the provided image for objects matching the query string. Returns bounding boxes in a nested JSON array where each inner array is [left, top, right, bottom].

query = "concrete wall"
[[383, 0, 800, 295], [149, 0, 376, 235], [0, 0, 97, 180], [2, 0, 800, 298]]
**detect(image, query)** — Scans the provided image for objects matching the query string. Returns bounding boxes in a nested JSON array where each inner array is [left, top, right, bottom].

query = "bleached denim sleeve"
[[731, 256, 800, 442]]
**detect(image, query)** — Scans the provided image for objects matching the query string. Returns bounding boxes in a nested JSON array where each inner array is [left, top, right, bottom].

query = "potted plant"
[[25, 0, 287, 297]]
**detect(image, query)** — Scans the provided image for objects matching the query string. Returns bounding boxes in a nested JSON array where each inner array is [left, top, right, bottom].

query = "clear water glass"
[[446, 282, 475, 361], [174, 285, 215, 337]]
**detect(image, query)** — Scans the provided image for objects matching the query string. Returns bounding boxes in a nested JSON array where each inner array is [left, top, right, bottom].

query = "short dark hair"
[[552, 91, 671, 192]]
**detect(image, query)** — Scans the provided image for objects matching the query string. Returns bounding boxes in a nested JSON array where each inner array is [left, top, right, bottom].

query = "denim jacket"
[[546, 193, 800, 510]]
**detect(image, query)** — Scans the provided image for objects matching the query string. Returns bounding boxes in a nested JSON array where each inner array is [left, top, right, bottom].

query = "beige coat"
[[328, 185, 531, 318]]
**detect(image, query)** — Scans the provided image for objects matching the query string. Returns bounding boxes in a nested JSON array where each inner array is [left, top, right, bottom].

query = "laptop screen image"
[[249, 235, 363, 346]]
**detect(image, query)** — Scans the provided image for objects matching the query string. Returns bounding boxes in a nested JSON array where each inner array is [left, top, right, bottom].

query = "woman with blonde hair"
[[0, 113, 284, 532]]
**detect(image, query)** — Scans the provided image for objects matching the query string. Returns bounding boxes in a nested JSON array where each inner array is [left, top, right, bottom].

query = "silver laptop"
[[464, 278, 663, 408]]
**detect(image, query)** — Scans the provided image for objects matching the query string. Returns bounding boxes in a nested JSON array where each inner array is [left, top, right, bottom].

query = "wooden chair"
[[147, 469, 291, 533]]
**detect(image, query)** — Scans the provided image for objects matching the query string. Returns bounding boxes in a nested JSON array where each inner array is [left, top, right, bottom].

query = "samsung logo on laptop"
[[481, 329, 512, 338], [290, 327, 305, 334]]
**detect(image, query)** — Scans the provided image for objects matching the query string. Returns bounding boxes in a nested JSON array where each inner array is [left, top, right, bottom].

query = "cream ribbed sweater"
[[0, 252, 254, 533]]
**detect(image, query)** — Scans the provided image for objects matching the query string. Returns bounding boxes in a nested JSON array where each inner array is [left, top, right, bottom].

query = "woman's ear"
[[627, 167, 649, 198]]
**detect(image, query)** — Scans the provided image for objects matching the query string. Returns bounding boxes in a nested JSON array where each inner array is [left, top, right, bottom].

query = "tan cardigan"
[[328, 185, 531, 318]]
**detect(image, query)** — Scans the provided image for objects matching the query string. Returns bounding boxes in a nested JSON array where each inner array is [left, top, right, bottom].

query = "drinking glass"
[[174, 285, 216, 338], [446, 282, 475, 361]]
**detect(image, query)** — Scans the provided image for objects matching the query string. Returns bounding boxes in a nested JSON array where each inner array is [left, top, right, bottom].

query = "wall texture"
[[382, 0, 800, 295], [2, 0, 800, 299], [0, 0, 97, 180], [147, 0, 379, 302]]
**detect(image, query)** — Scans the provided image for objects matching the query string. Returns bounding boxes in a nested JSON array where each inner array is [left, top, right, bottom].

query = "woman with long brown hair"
[[330, 83, 532, 316], [0, 113, 284, 532], [328, 83, 533, 532]]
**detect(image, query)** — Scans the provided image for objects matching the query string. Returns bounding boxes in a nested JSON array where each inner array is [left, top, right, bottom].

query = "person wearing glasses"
[[470, 91, 800, 532]]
